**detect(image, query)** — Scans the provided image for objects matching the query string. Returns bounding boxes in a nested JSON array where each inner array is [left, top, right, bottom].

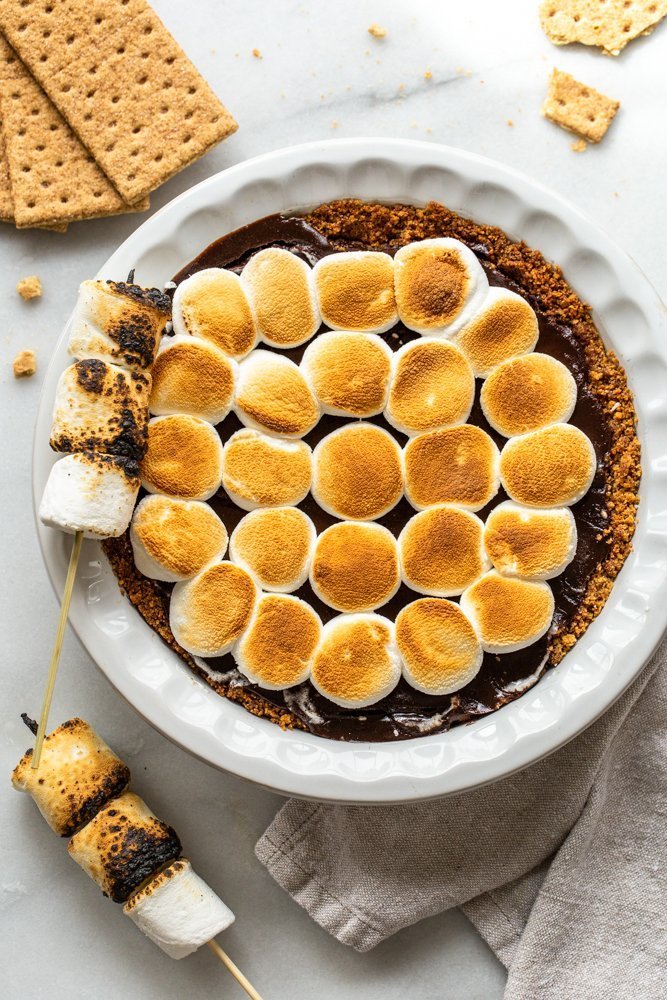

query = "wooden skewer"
[[31, 530, 83, 769], [207, 939, 263, 999]]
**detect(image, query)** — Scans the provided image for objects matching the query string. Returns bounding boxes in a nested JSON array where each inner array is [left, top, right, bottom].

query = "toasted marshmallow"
[[67, 792, 181, 903], [124, 859, 234, 960], [241, 248, 321, 348], [460, 570, 555, 654], [300, 331, 392, 417], [404, 425, 500, 511], [393, 238, 489, 336], [39, 452, 140, 538], [500, 424, 596, 507], [398, 505, 489, 597], [312, 423, 403, 521], [130, 495, 228, 582], [222, 428, 312, 510], [455, 286, 539, 377], [310, 522, 400, 613], [484, 501, 577, 581], [12, 718, 129, 837], [141, 415, 223, 501], [313, 251, 397, 334], [235, 350, 320, 438], [67, 279, 170, 371], [149, 335, 236, 424], [311, 613, 401, 708], [481, 353, 577, 437], [396, 599, 483, 696], [230, 507, 315, 592], [385, 338, 475, 435], [172, 268, 258, 360], [50, 360, 150, 460], [234, 593, 322, 689], [169, 561, 257, 657]]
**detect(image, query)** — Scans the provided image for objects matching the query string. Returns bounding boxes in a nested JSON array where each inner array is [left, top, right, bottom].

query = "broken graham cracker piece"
[[543, 69, 619, 143], [13, 348, 36, 377], [0, 36, 148, 227], [0, 116, 13, 221], [16, 274, 42, 299], [0, 0, 238, 204], [539, 0, 667, 56]]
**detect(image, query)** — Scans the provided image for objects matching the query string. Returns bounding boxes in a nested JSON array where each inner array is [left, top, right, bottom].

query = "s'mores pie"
[[460, 570, 555, 654], [222, 429, 312, 510], [398, 506, 489, 597], [67, 279, 170, 372], [68, 792, 182, 903], [149, 335, 236, 425], [310, 522, 400, 613], [311, 614, 401, 708], [455, 287, 539, 377], [300, 331, 392, 417], [393, 238, 489, 336], [500, 424, 596, 507], [169, 562, 257, 658], [241, 248, 321, 348], [40, 452, 140, 538], [312, 423, 403, 520], [172, 268, 258, 360], [230, 508, 316, 592], [12, 718, 130, 837], [404, 425, 500, 511], [50, 360, 151, 461], [235, 351, 320, 438], [484, 502, 577, 581], [141, 415, 224, 501], [385, 338, 475, 435], [130, 495, 228, 583], [480, 353, 577, 437], [313, 251, 397, 333], [396, 599, 483, 696], [234, 593, 322, 689]]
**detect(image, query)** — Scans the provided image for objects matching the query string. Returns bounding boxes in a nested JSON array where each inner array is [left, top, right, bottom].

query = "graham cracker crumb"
[[424, 70, 433, 80], [368, 23, 388, 38], [571, 138, 587, 152], [13, 349, 36, 377], [17, 275, 42, 300], [252, 48, 262, 59], [507, 119, 514, 127], [539, 0, 667, 56], [543, 69, 619, 143]]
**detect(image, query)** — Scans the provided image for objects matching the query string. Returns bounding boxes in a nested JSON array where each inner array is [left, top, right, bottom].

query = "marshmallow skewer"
[[207, 940, 263, 1000]]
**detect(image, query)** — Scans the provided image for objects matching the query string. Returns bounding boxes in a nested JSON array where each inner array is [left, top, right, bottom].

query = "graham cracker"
[[0, 114, 12, 221], [0, 35, 149, 227], [0, 0, 238, 203], [543, 69, 620, 143], [539, 0, 667, 56]]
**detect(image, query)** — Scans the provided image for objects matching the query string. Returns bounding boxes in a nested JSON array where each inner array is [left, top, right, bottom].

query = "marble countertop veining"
[[2, 1, 665, 997]]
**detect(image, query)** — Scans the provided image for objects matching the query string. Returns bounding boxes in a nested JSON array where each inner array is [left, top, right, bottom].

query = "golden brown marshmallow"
[[404, 425, 500, 511], [130, 495, 228, 582], [500, 424, 597, 507], [149, 335, 236, 425], [310, 521, 400, 612], [312, 423, 403, 521], [169, 561, 257, 658], [234, 593, 322, 689], [172, 268, 258, 359], [311, 614, 401, 708], [455, 286, 539, 377], [460, 570, 555, 654], [313, 251, 397, 333], [222, 428, 312, 510], [399, 505, 489, 597], [480, 353, 577, 437], [396, 599, 483, 696], [230, 507, 316, 592], [140, 415, 224, 501], [483, 501, 577, 581], [301, 331, 392, 417], [241, 248, 321, 348], [235, 350, 320, 438], [385, 338, 475, 435]]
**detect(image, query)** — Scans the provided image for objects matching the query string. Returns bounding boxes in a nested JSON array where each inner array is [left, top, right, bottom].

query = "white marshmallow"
[[312, 251, 397, 334], [241, 247, 321, 348], [130, 495, 228, 583], [149, 334, 237, 425], [234, 350, 321, 439], [123, 859, 235, 960], [310, 613, 402, 709], [172, 268, 258, 360], [39, 453, 140, 538]]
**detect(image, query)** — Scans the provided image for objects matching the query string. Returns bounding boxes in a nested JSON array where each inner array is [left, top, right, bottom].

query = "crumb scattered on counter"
[[507, 119, 514, 127], [424, 69, 433, 80], [543, 68, 619, 143], [16, 275, 42, 300], [571, 138, 587, 153], [13, 349, 37, 378], [252, 48, 262, 59], [368, 23, 387, 38]]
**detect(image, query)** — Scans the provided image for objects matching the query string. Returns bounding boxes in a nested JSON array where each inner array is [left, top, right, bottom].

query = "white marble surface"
[[2, 1, 666, 997]]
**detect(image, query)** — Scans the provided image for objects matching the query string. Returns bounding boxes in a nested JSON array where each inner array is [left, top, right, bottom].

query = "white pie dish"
[[33, 138, 667, 804]]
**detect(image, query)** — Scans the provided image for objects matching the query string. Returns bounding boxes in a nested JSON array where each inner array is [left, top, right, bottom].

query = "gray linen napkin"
[[256, 641, 667, 998]]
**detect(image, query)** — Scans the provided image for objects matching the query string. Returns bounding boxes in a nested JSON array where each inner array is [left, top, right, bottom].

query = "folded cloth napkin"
[[256, 640, 667, 999]]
